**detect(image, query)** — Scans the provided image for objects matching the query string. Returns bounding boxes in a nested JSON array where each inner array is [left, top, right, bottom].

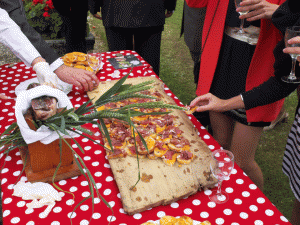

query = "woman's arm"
[[190, 38, 299, 112], [190, 94, 245, 112], [190, 77, 297, 113]]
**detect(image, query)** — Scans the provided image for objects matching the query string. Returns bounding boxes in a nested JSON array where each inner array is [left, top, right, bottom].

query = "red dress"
[[187, 0, 286, 123]]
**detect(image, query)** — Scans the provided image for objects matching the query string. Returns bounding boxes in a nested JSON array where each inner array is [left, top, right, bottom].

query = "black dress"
[[209, 0, 269, 127], [238, 0, 300, 204], [88, 0, 177, 76]]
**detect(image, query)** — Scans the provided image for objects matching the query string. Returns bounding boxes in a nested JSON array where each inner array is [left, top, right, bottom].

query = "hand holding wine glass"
[[209, 149, 234, 204], [236, 0, 279, 21], [282, 26, 300, 83], [283, 36, 300, 64], [234, 0, 249, 35]]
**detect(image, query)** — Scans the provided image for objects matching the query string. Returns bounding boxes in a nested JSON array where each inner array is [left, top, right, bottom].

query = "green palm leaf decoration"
[[0, 70, 187, 222]]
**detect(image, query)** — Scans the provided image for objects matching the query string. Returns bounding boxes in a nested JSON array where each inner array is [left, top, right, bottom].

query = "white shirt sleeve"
[[0, 8, 41, 67], [49, 58, 64, 72]]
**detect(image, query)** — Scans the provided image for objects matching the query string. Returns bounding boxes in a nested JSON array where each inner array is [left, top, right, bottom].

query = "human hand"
[[190, 93, 226, 112], [93, 12, 102, 20], [165, 10, 174, 18], [237, 0, 279, 21], [283, 36, 300, 63], [33, 61, 58, 87], [55, 65, 99, 92]]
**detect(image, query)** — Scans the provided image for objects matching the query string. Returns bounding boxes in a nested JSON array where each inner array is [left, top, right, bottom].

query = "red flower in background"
[[43, 12, 50, 17], [32, 0, 43, 5], [46, 0, 54, 9], [44, 7, 49, 11]]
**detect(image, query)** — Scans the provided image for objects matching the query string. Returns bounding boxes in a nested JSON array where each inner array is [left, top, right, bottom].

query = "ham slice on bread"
[[162, 151, 178, 166], [177, 151, 194, 164]]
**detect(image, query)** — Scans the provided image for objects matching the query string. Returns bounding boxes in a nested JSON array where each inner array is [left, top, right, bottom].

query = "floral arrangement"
[[23, 0, 63, 39]]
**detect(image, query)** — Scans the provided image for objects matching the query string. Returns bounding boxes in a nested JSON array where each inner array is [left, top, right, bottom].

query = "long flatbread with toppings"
[[88, 77, 217, 215]]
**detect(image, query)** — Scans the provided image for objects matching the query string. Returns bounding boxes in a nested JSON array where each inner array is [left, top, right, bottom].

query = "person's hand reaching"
[[190, 93, 225, 112], [55, 65, 99, 92], [190, 93, 246, 112]]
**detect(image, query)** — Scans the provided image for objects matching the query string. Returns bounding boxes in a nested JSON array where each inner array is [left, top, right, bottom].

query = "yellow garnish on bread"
[[160, 216, 177, 225], [185, 106, 197, 114]]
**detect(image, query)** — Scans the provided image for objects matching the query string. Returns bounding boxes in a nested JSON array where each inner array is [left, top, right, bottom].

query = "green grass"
[[88, 0, 295, 221], [257, 91, 297, 220]]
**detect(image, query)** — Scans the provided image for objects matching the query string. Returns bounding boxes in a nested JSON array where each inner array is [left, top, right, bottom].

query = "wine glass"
[[209, 149, 234, 204], [234, 0, 249, 36], [281, 26, 300, 83], [87, 55, 102, 73]]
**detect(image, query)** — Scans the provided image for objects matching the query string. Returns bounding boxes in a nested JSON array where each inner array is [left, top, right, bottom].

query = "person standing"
[[190, 1, 300, 223], [0, 0, 99, 91], [187, 0, 285, 191], [89, 0, 177, 76], [0, 7, 62, 97], [52, 0, 89, 54], [181, 1, 210, 129]]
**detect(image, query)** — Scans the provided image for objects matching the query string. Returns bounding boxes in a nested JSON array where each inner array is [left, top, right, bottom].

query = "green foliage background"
[[23, 0, 63, 39]]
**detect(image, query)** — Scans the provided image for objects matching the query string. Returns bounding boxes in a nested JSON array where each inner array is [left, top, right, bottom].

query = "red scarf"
[[187, 0, 286, 122]]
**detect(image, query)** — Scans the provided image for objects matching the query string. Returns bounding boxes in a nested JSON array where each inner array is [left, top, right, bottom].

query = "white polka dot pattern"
[[3, 210, 10, 217], [171, 202, 179, 208], [250, 205, 258, 212], [92, 213, 101, 219], [240, 212, 249, 219], [192, 199, 201, 206], [0, 52, 290, 225], [68, 212, 76, 218], [200, 212, 209, 218], [254, 220, 263, 225], [184, 208, 192, 215]]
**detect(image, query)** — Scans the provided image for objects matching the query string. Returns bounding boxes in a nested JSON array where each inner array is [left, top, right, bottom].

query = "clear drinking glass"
[[234, 0, 249, 36], [209, 149, 234, 204], [87, 54, 102, 73], [281, 26, 300, 83]]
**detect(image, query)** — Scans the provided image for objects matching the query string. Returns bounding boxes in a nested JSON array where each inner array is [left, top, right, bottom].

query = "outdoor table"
[[0, 50, 291, 225]]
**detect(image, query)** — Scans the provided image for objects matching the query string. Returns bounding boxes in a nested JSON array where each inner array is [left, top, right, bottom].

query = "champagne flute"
[[234, 0, 249, 36], [209, 149, 234, 204], [281, 26, 300, 83]]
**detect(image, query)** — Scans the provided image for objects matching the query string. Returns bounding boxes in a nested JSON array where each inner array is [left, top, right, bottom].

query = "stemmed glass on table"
[[87, 55, 102, 73], [209, 149, 234, 204], [281, 26, 300, 83]]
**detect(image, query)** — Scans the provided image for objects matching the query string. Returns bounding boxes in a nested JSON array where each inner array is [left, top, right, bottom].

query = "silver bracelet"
[[240, 94, 244, 102]]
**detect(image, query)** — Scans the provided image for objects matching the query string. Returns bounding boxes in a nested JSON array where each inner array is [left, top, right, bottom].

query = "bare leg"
[[291, 198, 300, 225], [230, 122, 264, 190], [209, 111, 234, 150], [264, 103, 288, 131]]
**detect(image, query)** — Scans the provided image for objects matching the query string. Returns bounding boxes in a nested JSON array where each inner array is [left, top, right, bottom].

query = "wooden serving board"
[[88, 77, 217, 215]]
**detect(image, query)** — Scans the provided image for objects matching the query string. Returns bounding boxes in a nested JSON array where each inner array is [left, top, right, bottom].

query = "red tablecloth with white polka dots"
[[0, 50, 291, 225]]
